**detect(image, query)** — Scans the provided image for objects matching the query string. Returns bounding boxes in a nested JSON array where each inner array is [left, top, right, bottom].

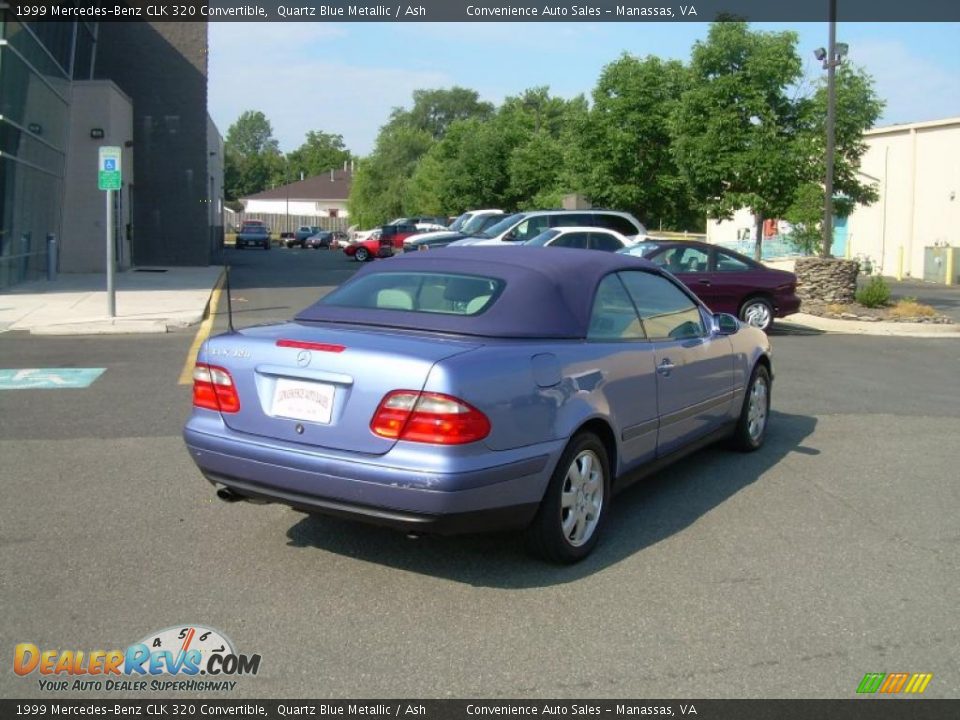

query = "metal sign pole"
[[106, 189, 115, 317], [98, 145, 121, 318]]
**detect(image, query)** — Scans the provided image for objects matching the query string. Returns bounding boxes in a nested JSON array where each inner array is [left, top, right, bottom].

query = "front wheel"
[[739, 296, 774, 332], [731, 364, 771, 452], [355, 247, 370, 262], [527, 432, 610, 564]]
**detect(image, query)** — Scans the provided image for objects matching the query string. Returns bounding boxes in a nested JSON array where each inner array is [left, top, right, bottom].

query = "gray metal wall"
[[94, 21, 211, 267]]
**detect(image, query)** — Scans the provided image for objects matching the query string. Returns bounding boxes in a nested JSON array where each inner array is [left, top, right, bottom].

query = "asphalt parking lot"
[[1, 247, 957, 699]]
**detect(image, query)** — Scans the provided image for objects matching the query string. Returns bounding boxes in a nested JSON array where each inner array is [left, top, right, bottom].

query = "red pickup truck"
[[344, 223, 420, 262]]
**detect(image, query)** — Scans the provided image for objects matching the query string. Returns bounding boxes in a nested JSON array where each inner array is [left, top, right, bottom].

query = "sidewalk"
[[779, 312, 960, 338], [0, 266, 223, 335]]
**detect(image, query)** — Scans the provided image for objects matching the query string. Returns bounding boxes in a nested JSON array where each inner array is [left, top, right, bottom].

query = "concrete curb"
[[30, 320, 171, 335], [780, 312, 960, 338]]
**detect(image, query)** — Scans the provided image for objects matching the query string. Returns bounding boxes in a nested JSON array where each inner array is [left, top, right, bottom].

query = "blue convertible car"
[[184, 247, 773, 563]]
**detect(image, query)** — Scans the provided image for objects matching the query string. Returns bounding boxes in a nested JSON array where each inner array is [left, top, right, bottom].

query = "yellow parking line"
[[178, 270, 225, 385]]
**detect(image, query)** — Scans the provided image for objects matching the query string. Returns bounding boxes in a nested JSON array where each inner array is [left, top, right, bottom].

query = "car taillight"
[[192, 362, 240, 413], [371, 390, 490, 445]]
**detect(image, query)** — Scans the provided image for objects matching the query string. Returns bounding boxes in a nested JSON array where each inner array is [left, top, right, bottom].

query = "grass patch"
[[890, 300, 937, 318]]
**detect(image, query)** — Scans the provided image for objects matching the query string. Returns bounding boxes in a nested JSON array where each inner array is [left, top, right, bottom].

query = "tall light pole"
[[815, 0, 848, 257]]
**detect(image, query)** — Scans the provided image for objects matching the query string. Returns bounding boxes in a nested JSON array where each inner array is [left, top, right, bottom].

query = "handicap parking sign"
[[98, 146, 122, 190]]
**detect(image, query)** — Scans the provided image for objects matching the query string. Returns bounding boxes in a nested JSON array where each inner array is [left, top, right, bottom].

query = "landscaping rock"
[[795, 257, 860, 303]]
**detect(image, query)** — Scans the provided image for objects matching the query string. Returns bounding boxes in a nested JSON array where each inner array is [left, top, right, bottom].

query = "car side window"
[[618, 271, 705, 341], [551, 232, 589, 249], [593, 214, 639, 235], [551, 213, 592, 228], [590, 233, 623, 252], [716, 249, 753, 272], [653, 246, 709, 274], [588, 275, 646, 341], [511, 216, 551, 242]]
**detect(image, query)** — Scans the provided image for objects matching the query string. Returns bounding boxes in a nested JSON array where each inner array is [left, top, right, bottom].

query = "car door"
[[589, 232, 625, 252], [586, 274, 659, 468], [549, 231, 590, 249], [618, 270, 734, 456], [709, 248, 763, 316]]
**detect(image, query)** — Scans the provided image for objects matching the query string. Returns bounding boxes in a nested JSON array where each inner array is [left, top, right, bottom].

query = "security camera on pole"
[[98, 146, 122, 317]]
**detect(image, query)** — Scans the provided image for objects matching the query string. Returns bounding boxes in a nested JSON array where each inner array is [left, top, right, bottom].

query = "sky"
[[208, 22, 960, 156]]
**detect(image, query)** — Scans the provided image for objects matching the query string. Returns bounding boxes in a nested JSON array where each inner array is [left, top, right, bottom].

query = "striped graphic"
[[857, 672, 933, 694]]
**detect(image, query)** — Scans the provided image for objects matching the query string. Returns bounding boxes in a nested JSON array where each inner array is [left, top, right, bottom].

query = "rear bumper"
[[183, 413, 559, 534], [775, 293, 802, 317]]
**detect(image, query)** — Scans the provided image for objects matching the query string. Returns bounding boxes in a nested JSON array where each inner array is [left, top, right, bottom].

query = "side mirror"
[[714, 313, 740, 335]]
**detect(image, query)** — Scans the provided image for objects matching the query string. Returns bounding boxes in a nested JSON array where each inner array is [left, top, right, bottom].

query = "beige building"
[[848, 117, 960, 282]]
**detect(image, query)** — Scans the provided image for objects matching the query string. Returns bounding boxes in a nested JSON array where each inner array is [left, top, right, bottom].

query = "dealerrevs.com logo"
[[14, 625, 261, 692]]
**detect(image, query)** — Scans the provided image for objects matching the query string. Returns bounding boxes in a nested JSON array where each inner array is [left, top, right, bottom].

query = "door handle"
[[657, 359, 676, 376], [697, 279, 712, 286]]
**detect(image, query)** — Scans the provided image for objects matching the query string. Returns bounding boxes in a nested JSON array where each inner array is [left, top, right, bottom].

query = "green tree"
[[407, 88, 586, 215], [349, 87, 496, 223], [225, 110, 279, 156], [579, 54, 698, 231], [392, 87, 495, 140], [223, 110, 283, 200], [672, 22, 807, 258], [286, 131, 352, 181], [348, 124, 434, 226]]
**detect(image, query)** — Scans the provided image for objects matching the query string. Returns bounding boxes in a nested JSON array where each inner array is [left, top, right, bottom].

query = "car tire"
[[730, 363, 771, 452], [739, 296, 774, 332], [355, 247, 370, 262], [526, 432, 610, 564]]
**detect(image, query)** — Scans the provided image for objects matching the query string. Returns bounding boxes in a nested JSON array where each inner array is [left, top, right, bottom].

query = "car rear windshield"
[[320, 272, 504, 316]]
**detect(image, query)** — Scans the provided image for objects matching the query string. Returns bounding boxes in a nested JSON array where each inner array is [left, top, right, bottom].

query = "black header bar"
[[2, 699, 960, 720], [4, 0, 960, 22]]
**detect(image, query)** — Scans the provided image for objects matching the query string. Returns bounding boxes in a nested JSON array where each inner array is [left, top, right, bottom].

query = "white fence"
[[231, 213, 351, 235]]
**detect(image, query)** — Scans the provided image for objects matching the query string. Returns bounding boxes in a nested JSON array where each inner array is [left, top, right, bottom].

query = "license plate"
[[271, 378, 335, 424]]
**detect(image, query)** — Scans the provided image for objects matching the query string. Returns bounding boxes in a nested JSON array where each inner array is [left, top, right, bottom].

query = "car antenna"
[[224, 264, 236, 333]]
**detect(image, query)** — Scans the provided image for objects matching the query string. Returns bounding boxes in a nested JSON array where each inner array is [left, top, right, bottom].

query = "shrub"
[[855, 276, 891, 308]]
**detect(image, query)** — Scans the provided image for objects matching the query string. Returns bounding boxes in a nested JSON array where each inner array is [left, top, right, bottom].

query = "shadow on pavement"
[[284, 410, 818, 587]]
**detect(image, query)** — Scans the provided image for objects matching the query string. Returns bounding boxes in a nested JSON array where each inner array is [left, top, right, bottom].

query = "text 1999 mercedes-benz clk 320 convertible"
[[183, 247, 773, 563]]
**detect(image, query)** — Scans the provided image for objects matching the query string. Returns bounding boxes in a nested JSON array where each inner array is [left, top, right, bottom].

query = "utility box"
[[562, 194, 592, 210], [923, 246, 959, 285]]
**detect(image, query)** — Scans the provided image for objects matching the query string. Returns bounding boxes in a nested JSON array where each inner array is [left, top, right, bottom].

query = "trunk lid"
[[201, 322, 482, 455]]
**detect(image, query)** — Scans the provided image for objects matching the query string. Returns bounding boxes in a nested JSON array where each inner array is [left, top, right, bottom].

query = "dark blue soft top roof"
[[295, 246, 661, 339]]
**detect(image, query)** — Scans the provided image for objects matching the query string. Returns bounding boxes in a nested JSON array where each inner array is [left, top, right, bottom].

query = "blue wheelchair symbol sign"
[[104, 158, 117, 171]]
